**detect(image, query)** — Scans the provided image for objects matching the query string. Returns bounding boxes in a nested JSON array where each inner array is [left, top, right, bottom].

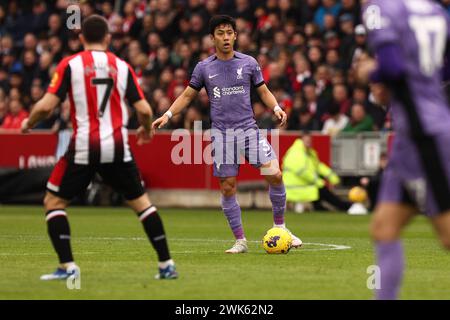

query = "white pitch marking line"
[[0, 235, 351, 252], [0, 252, 98, 256]]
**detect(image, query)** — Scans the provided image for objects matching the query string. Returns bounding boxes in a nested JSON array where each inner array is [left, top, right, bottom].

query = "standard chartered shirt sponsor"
[[219, 86, 246, 96]]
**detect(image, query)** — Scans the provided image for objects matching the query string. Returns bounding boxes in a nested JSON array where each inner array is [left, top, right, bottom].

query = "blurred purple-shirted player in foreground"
[[357, 0, 450, 300], [152, 15, 302, 253]]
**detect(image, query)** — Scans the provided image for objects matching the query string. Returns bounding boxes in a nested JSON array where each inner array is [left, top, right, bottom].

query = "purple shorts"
[[211, 128, 277, 177], [377, 133, 450, 216]]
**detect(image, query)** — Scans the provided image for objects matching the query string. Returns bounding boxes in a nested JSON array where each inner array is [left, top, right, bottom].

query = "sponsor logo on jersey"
[[212, 86, 246, 99], [213, 86, 221, 98]]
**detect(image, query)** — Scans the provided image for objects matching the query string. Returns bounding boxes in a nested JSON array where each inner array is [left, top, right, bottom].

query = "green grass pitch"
[[1, 206, 450, 300]]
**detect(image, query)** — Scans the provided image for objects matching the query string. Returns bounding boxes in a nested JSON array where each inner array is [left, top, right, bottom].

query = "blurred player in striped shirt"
[[21, 15, 177, 281]]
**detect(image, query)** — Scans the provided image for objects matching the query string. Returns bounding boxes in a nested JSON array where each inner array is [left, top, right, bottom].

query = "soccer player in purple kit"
[[357, 0, 450, 299], [152, 15, 302, 253]]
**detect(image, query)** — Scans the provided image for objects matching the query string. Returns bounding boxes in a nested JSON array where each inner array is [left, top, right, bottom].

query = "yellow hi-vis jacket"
[[282, 139, 340, 202]]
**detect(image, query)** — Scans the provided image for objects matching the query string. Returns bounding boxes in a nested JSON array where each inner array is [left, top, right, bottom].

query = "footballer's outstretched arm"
[[256, 83, 287, 126], [21, 93, 60, 133], [152, 86, 199, 129], [134, 99, 153, 131], [133, 99, 154, 145]]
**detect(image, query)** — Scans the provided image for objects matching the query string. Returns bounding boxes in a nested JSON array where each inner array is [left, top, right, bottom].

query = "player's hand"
[[136, 126, 153, 146], [21, 118, 30, 134], [274, 109, 287, 126], [151, 114, 169, 130]]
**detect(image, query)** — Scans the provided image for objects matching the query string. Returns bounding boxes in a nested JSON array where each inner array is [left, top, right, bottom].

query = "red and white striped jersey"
[[47, 50, 145, 164]]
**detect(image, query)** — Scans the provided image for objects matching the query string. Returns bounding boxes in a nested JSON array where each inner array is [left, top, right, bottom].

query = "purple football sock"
[[269, 184, 286, 226], [221, 195, 245, 240], [375, 241, 404, 300]]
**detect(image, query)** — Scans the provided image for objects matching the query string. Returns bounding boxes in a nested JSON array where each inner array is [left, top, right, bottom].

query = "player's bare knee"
[[370, 217, 398, 242], [220, 180, 236, 197], [43, 193, 66, 211], [127, 193, 151, 213], [262, 168, 282, 186], [43, 193, 53, 209], [221, 186, 236, 197], [271, 170, 283, 185]]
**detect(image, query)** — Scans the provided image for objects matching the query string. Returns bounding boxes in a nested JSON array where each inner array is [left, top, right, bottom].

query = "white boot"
[[274, 225, 303, 248], [225, 239, 248, 253]]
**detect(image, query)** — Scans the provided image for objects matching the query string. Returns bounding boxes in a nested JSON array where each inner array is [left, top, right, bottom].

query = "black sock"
[[138, 206, 171, 262], [46, 209, 74, 264]]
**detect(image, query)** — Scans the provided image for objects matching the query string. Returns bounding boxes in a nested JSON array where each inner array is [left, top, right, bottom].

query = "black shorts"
[[46, 157, 145, 201]]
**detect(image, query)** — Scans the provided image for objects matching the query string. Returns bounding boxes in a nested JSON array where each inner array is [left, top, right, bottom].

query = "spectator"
[[36, 50, 53, 86], [0, 5, 6, 37], [307, 46, 323, 71], [47, 35, 64, 62], [23, 33, 39, 53], [204, 0, 220, 23], [332, 83, 352, 115], [8, 87, 21, 102], [30, 82, 44, 105], [190, 13, 208, 38], [292, 54, 312, 92], [302, 79, 329, 127], [253, 102, 274, 129], [156, 95, 172, 118], [338, 0, 361, 25], [195, 89, 210, 119], [279, 0, 298, 24], [4, 0, 28, 44], [299, 0, 320, 27], [1, 99, 28, 130], [47, 13, 67, 42], [154, 12, 175, 46], [282, 131, 352, 213], [184, 106, 209, 130], [0, 0, 394, 133], [353, 85, 386, 130], [324, 31, 340, 51], [349, 24, 368, 68], [231, 0, 254, 24], [22, 50, 38, 95], [122, 1, 138, 35], [167, 68, 189, 101], [343, 103, 375, 132], [0, 68, 8, 91], [321, 104, 349, 136], [314, 0, 341, 31], [339, 13, 356, 69], [0, 99, 7, 126], [30, 0, 50, 36], [9, 68, 24, 93]]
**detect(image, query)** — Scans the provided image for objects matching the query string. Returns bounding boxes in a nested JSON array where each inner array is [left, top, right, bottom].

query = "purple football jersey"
[[189, 51, 265, 131], [364, 0, 450, 136], [365, 0, 450, 215]]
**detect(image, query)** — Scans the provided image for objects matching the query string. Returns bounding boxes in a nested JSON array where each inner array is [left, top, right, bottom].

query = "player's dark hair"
[[209, 15, 236, 35], [81, 15, 109, 44]]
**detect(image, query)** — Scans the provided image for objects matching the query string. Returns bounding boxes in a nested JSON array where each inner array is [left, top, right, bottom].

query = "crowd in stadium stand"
[[0, 0, 449, 133]]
